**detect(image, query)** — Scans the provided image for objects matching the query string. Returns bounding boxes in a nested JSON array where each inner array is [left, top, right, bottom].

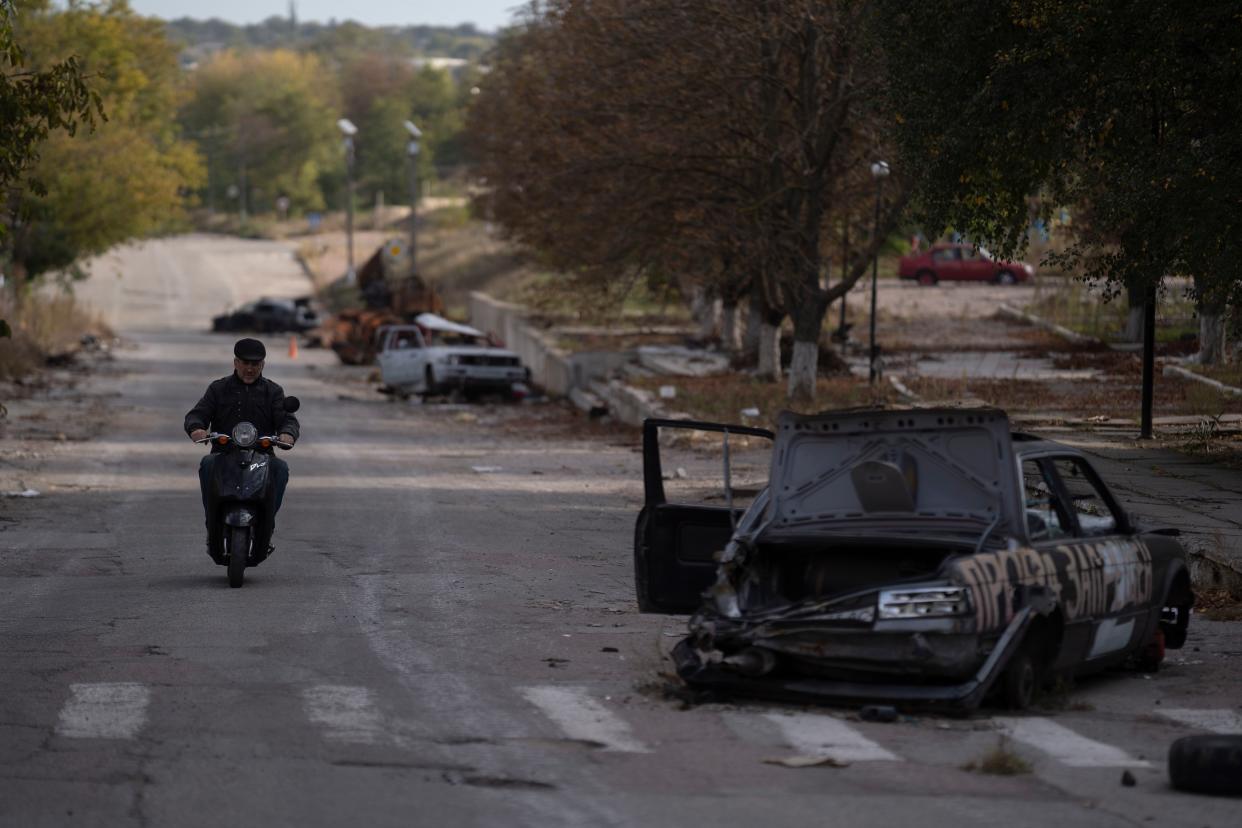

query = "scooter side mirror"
[[284, 396, 301, 413]]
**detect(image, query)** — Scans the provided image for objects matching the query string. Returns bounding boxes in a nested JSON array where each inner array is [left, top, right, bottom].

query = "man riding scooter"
[[185, 338, 299, 565]]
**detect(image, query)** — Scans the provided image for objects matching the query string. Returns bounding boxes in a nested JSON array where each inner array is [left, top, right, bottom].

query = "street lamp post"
[[868, 160, 890, 385], [337, 118, 358, 284], [403, 120, 422, 276]]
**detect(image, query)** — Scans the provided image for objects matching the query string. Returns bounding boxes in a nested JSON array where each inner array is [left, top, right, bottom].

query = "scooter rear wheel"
[[227, 525, 249, 588]]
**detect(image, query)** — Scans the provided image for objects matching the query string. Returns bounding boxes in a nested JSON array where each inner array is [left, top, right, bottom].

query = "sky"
[[126, 1, 524, 32]]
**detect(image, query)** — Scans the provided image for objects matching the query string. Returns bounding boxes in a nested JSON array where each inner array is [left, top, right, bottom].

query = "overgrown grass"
[[1190, 363, 1242, 390], [0, 292, 111, 381], [1024, 278, 1198, 344]]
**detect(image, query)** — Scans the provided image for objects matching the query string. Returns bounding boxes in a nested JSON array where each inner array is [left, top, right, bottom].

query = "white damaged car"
[[376, 314, 529, 399]]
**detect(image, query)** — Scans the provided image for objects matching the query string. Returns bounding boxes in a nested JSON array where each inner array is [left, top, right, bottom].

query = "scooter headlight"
[[231, 422, 258, 448]]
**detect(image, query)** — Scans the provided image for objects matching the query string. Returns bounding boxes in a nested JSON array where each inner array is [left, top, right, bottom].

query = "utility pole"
[[1140, 284, 1157, 439], [404, 120, 422, 277], [868, 160, 890, 384], [337, 119, 358, 284]]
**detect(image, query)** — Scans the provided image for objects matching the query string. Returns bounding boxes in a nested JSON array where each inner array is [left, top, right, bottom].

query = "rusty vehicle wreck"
[[634, 409, 1194, 710]]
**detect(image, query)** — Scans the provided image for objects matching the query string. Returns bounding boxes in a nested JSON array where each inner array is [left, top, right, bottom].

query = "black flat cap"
[[234, 338, 266, 360]]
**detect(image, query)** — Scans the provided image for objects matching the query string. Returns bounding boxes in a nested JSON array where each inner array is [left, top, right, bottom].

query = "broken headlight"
[[877, 586, 970, 620]]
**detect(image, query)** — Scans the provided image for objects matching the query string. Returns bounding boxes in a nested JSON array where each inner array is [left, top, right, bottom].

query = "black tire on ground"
[[916, 270, 938, 286], [1001, 647, 1039, 710], [1168, 734, 1242, 796], [995, 270, 1017, 285], [227, 525, 248, 588]]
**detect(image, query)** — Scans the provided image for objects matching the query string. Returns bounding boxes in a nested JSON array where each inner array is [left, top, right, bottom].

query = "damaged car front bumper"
[[674, 606, 1037, 710]]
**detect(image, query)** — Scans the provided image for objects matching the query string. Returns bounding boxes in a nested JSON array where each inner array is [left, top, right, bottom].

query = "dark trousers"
[[198, 453, 289, 528]]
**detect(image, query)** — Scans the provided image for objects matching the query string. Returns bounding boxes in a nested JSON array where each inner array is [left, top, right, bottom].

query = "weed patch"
[[961, 737, 1032, 775], [0, 293, 111, 381]]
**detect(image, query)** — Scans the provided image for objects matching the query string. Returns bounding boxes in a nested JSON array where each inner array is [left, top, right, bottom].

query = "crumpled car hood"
[[764, 408, 1020, 540]]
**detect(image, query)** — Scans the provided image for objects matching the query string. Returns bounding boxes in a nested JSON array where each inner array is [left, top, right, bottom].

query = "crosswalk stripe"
[[760, 712, 900, 762], [520, 685, 651, 753], [56, 683, 150, 739], [1158, 708, 1242, 734], [302, 685, 385, 744], [994, 716, 1150, 767]]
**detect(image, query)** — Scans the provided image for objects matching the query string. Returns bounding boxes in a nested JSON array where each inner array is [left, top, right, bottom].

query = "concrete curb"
[[997, 304, 1106, 347], [1162, 364, 1242, 398]]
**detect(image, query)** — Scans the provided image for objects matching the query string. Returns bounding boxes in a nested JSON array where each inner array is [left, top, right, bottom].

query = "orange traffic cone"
[[288, 335, 299, 360]]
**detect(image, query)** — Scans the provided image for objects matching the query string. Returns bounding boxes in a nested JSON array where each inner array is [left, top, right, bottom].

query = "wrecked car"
[[634, 409, 1193, 710], [375, 313, 530, 399], [212, 296, 320, 333]]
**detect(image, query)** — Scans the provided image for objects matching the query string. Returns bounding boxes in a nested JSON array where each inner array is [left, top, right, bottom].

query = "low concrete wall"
[[468, 292, 634, 397], [469, 292, 573, 395]]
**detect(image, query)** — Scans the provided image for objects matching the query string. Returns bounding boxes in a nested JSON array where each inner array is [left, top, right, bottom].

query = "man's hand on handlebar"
[[190, 429, 209, 442], [278, 433, 295, 449]]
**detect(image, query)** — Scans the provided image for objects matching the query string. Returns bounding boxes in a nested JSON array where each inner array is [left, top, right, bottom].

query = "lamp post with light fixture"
[[868, 160, 890, 385], [337, 118, 358, 284], [403, 120, 422, 276]]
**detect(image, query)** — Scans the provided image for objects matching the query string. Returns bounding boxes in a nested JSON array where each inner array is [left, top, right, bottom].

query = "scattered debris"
[[740, 407, 761, 418], [2, 488, 40, 498], [471, 465, 503, 474], [542, 657, 570, 668], [601, 647, 619, 653], [637, 345, 730, 377], [763, 755, 850, 769], [859, 705, 899, 723], [659, 385, 677, 399], [1120, 770, 1136, 787]]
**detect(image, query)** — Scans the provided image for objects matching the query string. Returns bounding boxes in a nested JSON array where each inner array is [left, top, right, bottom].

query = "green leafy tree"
[[3, 0, 200, 286], [182, 48, 339, 215], [881, 0, 1242, 362], [1, 0, 102, 335]]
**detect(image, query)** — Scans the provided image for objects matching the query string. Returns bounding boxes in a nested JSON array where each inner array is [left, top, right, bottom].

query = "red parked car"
[[898, 243, 1036, 286]]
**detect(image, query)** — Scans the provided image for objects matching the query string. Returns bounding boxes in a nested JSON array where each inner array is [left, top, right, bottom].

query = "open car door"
[[634, 419, 773, 614]]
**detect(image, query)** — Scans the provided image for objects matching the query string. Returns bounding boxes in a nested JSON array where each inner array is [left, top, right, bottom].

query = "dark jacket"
[[184, 373, 300, 452]]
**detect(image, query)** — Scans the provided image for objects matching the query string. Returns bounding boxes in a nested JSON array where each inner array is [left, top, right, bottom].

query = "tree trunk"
[[1123, 282, 1145, 342], [787, 295, 829, 401], [787, 340, 818, 401], [720, 301, 741, 353], [690, 287, 719, 341], [1199, 311, 1228, 365], [756, 322, 782, 381], [1195, 275, 1229, 365], [743, 297, 762, 359]]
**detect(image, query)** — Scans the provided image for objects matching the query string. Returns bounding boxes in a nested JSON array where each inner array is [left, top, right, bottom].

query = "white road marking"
[[994, 717, 1151, 767], [56, 683, 150, 739], [762, 712, 900, 762], [520, 686, 650, 753], [303, 685, 385, 744], [1159, 708, 1242, 734]]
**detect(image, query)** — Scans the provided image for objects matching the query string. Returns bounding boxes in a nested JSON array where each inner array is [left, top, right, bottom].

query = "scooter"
[[195, 396, 299, 587]]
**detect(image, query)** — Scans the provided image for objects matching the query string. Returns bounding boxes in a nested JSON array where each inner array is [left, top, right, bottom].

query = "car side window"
[[1049, 458, 1119, 537], [931, 248, 959, 263], [1022, 459, 1071, 542]]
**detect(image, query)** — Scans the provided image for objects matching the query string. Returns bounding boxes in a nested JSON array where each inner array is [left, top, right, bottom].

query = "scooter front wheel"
[[227, 525, 249, 588]]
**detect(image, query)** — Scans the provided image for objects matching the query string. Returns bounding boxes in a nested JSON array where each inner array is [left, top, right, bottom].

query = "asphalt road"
[[2, 237, 1240, 827]]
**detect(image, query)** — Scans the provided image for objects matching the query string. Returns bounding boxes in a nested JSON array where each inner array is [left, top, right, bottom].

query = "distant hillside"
[[164, 16, 495, 60]]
